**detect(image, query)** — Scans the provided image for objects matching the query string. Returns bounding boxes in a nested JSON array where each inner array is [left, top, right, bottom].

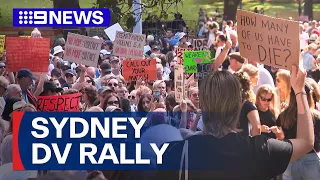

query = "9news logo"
[[12, 8, 111, 27]]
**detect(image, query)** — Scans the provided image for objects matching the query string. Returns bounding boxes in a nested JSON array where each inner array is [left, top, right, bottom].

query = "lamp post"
[[298, 0, 302, 16]]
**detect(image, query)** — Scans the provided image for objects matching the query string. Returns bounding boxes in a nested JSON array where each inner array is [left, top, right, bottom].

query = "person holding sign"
[[157, 65, 315, 179]]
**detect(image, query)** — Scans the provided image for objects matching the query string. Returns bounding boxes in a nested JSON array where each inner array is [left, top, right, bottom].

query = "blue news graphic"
[[12, 8, 111, 27], [13, 112, 184, 170]]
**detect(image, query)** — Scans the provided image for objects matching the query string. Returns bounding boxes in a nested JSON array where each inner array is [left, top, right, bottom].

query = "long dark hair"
[[279, 82, 315, 129], [138, 94, 152, 112]]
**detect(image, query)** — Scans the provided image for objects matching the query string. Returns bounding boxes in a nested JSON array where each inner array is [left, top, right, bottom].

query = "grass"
[[0, 0, 320, 27]]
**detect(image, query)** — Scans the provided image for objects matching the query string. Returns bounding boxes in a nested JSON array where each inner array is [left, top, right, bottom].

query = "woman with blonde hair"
[[242, 64, 259, 87], [234, 71, 261, 136], [276, 69, 291, 111], [255, 84, 279, 138]]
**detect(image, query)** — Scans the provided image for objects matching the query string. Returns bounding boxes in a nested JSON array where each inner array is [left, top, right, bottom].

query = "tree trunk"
[[304, 0, 313, 20], [52, 0, 86, 36], [53, 0, 80, 8], [223, 0, 240, 21]]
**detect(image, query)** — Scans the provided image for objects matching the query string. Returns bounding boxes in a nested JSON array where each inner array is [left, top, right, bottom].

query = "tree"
[[95, 0, 184, 31], [304, 0, 313, 20], [223, 0, 241, 21]]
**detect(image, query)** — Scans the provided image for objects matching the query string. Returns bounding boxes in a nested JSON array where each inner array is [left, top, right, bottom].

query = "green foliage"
[[94, 0, 184, 29]]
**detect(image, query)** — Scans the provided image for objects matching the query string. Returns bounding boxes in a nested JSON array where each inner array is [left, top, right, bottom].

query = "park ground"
[[0, 0, 320, 26]]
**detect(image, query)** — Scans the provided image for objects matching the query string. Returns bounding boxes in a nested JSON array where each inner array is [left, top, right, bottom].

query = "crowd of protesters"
[[0, 15, 318, 180]]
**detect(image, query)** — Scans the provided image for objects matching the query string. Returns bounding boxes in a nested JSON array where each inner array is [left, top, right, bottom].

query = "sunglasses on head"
[[128, 96, 135, 100], [0, 66, 5, 69], [260, 96, 272, 102]]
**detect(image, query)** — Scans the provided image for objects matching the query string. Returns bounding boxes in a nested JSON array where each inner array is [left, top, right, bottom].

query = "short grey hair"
[[7, 84, 21, 94]]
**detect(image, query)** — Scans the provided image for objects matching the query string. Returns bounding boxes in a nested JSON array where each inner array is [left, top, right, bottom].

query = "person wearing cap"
[[94, 61, 112, 89], [96, 86, 113, 109], [110, 56, 122, 77], [62, 69, 77, 89], [145, 40, 158, 56], [17, 69, 37, 107], [144, 35, 155, 54], [52, 45, 64, 58], [178, 32, 188, 48], [228, 52, 245, 74], [151, 45, 161, 55], [39, 80, 63, 96], [102, 40, 113, 54]]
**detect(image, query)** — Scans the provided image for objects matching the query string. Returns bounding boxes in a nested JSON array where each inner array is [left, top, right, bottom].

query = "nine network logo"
[[12, 8, 111, 27]]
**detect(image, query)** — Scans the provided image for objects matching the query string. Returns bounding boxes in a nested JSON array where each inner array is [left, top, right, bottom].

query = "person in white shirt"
[[247, 60, 275, 93], [300, 24, 309, 51], [144, 35, 154, 54], [215, 35, 227, 59]]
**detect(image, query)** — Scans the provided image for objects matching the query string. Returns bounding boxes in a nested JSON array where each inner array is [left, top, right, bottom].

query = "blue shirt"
[[303, 52, 315, 71], [21, 90, 29, 104]]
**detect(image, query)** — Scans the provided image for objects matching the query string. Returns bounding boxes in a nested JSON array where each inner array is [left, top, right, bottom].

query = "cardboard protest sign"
[[196, 63, 213, 87], [6, 37, 50, 72], [104, 23, 124, 41], [122, 59, 157, 82], [237, 10, 299, 70], [183, 50, 212, 73], [177, 48, 194, 65], [174, 64, 184, 102], [0, 35, 5, 56], [113, 31, 145, 59], [192, 39, 208, 50], [184, 73, 195, 98], [37, 93, 82, 112], [64, 33, 103, 67]]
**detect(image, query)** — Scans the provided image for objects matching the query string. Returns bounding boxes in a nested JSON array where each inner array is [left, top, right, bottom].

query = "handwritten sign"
[[185, 73, 195, 98], [183, 50, 212, 73], [0, 35, 5, 56], [6, 37, 50, 72], [37, 93, 82, 112], [174, 64, 184, 102], [177, 48, 194, 65], [192, 39, 208, 50], [196, 63, 212, 87], [237, 10, 299, 70], [113, 31, 145, 59], [122, 59, 157, 82], [64, 33, 102, 67]]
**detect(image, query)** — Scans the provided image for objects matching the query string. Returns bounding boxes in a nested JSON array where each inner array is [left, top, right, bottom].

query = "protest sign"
[[6, 37, 50, 72], [184, 73, 195, 98], [104, 23, 124, 41], [183, 50, 212, 73], [177, 48, 194, 65], [174, 64, 184, 102], [37, 93, 82, 112], [237, 10, 299, 70], [0, 35, 5, 56], [64, 33, 103, 67], [113, 31, 145, 59], [196, 63, 213, 87], [192, 39, 208, 50], [122, 59, 157, 81]]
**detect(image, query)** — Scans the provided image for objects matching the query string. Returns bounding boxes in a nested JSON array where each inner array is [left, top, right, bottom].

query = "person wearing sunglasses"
[[128, 90, 137, 112], [62, 69, 77, 89], [255, 84, 280, 138], [106, 77, 119, 92]]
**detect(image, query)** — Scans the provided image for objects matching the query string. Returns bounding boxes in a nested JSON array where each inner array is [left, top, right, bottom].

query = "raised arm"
[[212, 40, 231, 70], [289, 65, 314, 162]]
